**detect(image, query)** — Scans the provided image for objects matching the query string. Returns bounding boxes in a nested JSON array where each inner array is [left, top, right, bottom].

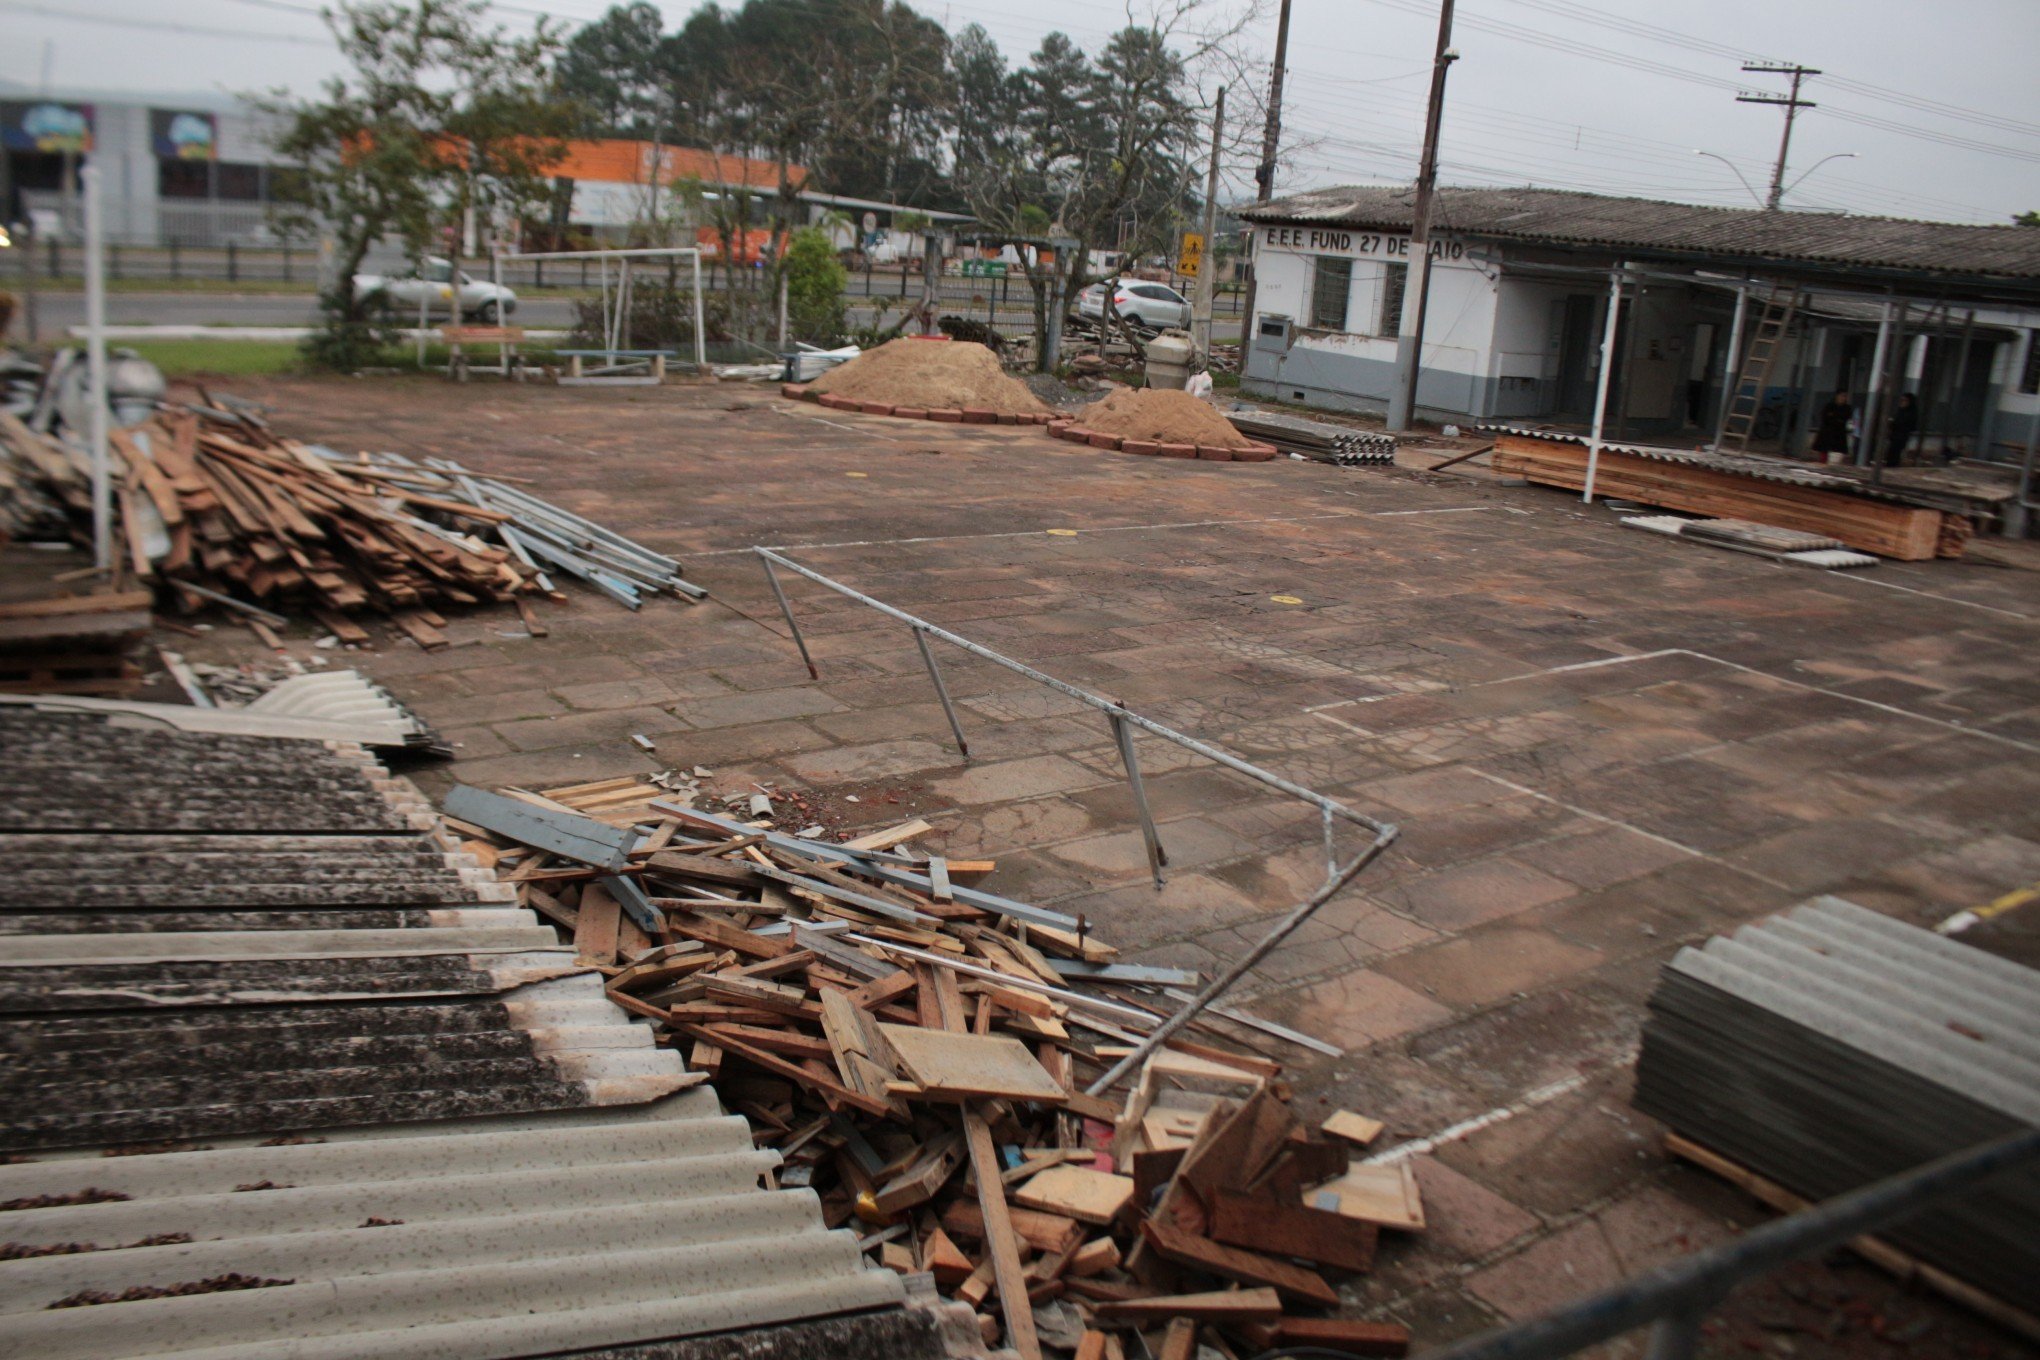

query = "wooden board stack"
[[0, 591, 152, 696], [449, 779, 1427, 1360], [1490, 433, 1964, 561], [0, 397, 698, 631]]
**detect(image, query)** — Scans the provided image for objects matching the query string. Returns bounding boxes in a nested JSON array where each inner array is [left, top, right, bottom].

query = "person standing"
[[1811, 390, 1854, 460], [1883, 392, 1920, 467]]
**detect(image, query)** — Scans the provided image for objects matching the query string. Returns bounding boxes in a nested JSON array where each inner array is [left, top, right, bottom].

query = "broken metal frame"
[[493, 246, 708, 375], [750, 546, 1401, 1095]]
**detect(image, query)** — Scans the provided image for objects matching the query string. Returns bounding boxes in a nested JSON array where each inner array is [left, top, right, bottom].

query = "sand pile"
[[808, 338, 1049, 415], [1077, 387, 1254, 449]]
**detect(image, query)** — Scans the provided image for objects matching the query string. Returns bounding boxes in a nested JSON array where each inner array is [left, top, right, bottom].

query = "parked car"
[[1076, 279, 1192, 330], [353, 257, 516, 320]]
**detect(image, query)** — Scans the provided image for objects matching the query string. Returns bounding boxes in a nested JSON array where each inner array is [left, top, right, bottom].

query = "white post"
[[415, 252, 429, 369], [82, 164, 112, 576], [1583, 266, 1625, 505], [691, 251, 707, 374], [777, 273, 789, 348], [1710, 283, 1749, 450], [1856, 298, 1895, 467]]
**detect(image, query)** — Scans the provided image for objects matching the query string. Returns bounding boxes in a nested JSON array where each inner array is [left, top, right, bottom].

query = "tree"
[[259, 0, 570, 369], [783, 226, 848, 344], [555, 1, 669, 138], [2016, 210, 2040, 227]]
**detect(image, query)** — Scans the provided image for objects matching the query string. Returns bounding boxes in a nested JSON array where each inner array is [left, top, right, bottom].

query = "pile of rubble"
[[447, 773, 1422, 1359]]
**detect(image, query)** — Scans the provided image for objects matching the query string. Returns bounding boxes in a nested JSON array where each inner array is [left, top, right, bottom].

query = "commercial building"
[[1241, 186, 2040, 464]]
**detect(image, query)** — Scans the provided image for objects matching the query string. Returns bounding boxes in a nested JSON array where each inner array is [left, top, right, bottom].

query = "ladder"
[[1716, 286, 1801, 451]]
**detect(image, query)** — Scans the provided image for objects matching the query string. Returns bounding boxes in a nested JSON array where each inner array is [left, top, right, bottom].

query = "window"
[[215, 161, 262, 201], [158, 159, 209, 199], [1310, 256, 1351, 330], [2023, 330, 2040, 395], [1379, 262, 1408, 337]]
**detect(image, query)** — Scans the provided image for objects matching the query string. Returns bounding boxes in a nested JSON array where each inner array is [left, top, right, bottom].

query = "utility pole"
[[1738, 63, 1819, 211], [1191, 85, 1226, 361], [1385, 0, 1459, 433], [1235, 0, 1292, 350]]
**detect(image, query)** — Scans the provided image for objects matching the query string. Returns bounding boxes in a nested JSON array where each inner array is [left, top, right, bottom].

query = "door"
[[1555, 293, 1601, 417]]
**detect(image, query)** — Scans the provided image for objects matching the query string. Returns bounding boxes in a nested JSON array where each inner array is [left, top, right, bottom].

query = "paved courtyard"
[[200, 375, 2039, 1356]]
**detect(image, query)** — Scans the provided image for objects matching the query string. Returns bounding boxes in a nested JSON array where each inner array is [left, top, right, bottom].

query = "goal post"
[[492, 245, 707, 375]]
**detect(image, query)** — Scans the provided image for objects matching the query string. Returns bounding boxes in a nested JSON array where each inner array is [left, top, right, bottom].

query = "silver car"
[[1077, 279, 1192, 330], [353, 257, 517, 321]]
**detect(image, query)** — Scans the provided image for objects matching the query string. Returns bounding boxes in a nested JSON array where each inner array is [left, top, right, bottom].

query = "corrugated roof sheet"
[[0, 708, 939, 1359], [1635, 896, 2040, 1308], [1242, 185, 2040, 282]]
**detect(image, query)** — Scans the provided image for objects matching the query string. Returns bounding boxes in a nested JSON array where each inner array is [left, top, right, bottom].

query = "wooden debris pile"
[[0, 397, 700, 633], [447, 775, 1426, 1360]]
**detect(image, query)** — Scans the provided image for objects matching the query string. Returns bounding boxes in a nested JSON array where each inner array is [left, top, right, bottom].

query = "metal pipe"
[[1421, 1128, 2040, 1360], [1086, 829, 1392, 1095], [913, 626, 970, 758], [691, 251, 707, 374], [751, 548, 1393, 839], [81, 163, 111, 576], [1856, 297, 1895, 468], [1110, 710, 1167, 889], [1643, 1311, 1704, 1360], [760, 555, 819, 679], [1582, 267, 1625, 504]]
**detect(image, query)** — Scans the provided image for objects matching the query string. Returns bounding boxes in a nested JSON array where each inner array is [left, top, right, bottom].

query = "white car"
[[353, 257, 517, 320], [1077, 279, 1192, 330]]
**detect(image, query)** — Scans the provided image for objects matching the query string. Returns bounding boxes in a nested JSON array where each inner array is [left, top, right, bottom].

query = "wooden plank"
[[1140, 1218, 1341, 1307], [1094, 1287, 1281, 1324], [842, 817, 934, 851], [1009, 1166, 1134, 1226], [1210, 1187, 1380, 1273], [873, 1130, 965, 1214], [1323, 1109, 1385, 1148], [1311, 1161, 1425, 1231], [1258, 1318, 1411, 1357], [573, 881, 622, 966], [964, 1103, 1041, 1358], [675, 1023, 892, 1118], [941, 1199, 1085, 1258], [1068, 1236, 1122, 1278], [879, 1024, 1067, 1103]]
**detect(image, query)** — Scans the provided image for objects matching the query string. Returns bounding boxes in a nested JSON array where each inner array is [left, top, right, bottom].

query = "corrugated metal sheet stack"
[[1634, 896, 2040, 1310], [1224, 409, 1397, 465]]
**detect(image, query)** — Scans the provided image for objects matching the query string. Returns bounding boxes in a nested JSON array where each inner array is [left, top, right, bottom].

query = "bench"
[[553, 348, 679, 383], [439, 325, 525, 381]]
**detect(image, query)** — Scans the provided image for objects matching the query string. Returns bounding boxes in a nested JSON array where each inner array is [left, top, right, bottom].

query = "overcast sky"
[[3, 0, 2036, 224]]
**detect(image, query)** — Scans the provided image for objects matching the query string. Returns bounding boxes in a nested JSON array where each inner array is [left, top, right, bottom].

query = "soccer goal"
[[492, 245, 707, 384]]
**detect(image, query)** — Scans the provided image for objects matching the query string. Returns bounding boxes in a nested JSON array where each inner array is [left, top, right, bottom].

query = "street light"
[[1782, 152, 1859, 199], [1693, 150, 1766, 208]]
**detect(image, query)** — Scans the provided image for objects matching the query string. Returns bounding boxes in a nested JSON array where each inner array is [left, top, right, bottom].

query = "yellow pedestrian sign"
[[1178, 232, 1204, 279]]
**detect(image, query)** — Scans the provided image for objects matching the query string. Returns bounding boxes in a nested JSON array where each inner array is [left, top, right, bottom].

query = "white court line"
[[1310, 646, 2040, 755], [1829, 571, 2038, 622], [684, 510, 1377, 558], [1364, 1073, 1594, 1165]]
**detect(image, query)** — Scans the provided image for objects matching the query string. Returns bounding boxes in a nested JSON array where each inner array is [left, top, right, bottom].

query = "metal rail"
[[749, 546, 1399, 1094], [1424, 1128, 2040, 1360]]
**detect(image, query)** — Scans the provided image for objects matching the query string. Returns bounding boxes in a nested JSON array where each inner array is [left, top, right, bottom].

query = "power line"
[[0, 0, 331, 45]]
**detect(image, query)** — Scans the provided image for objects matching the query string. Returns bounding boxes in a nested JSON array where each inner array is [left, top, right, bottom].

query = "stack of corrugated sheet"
[[1634, 896, 2040, 1310], [0, 707, 958, 1360], [1225, 409, 1398, 465]]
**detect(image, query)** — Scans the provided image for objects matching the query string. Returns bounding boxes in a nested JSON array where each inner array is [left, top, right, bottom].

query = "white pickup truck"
[[352, 257, 517, 320]]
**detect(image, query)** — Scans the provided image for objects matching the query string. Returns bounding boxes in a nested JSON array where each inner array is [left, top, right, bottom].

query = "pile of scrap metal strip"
[[1635, 896, 2040, 1323], [0, 391, 700, 630], [1620, 514, 1880, 569], [446, 779, 1422, 1360], [1224, 408, 1397, 465]]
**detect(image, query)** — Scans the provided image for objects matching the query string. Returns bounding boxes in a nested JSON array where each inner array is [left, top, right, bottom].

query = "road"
[[19, 290, 1241, 344]]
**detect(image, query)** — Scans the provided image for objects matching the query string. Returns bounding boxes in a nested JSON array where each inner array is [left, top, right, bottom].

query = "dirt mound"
[[1077, 387, 1253, 449], [809, 338, 1049, 414]]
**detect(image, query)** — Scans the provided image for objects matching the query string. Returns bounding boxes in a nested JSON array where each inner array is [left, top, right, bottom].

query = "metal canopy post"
[[1582, 267, 1627, 504], [1856, 296, 1895, 467], [913, 625, 970, 758], [1109, 710, 1167, 889]]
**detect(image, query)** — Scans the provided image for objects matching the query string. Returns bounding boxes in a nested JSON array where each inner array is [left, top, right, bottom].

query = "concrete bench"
[[553, 349, 677, 381]]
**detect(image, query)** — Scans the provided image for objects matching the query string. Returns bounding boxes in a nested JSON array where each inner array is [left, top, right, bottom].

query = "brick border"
[[780, 383, 1277, 465]]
